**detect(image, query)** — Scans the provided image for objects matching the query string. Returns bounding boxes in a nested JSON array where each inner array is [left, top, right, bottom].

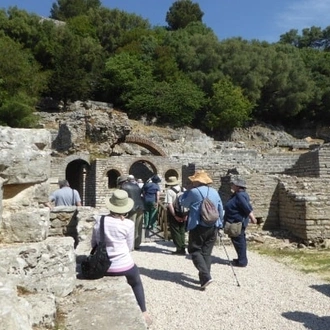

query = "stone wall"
[[279, 177, 330, 240], [0, 126, 78, 329]]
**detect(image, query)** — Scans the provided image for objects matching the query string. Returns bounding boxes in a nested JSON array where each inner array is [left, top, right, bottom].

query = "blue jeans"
[[231, 227, 248, 266], [188, 225, 217, 285]]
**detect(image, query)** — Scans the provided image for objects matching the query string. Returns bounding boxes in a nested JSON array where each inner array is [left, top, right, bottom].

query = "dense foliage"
[[1, 0, 330, 133]]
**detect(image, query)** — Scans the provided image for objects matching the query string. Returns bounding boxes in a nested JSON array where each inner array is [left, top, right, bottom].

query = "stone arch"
[[125, 135, 167, 156], [164, 168, 180, 182], [106, 168, 121, 189], [128, 159, 158, 183]]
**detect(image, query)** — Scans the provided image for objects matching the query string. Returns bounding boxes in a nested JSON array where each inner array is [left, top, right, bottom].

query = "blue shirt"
[[142, 182, 160, 203], [181, 185, 224, 231], [224, 191, 253, 227]]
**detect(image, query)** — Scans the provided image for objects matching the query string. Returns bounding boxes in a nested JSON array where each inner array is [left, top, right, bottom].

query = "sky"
[[1, 0, 330, 43]]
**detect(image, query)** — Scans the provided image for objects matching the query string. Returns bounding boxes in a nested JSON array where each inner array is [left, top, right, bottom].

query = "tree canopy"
[[1, 1, 330, 133]]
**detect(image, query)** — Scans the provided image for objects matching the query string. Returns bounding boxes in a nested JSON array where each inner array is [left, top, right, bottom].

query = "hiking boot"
[[232, 260, 247, 267], [171, 249, 186, 255]]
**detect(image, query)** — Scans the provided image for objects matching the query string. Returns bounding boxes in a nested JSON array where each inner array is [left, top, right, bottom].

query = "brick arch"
[[124, 136, 167, 156]]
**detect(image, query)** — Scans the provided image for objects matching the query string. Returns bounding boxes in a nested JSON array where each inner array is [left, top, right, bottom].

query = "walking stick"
[[218, 232, 241, 287]]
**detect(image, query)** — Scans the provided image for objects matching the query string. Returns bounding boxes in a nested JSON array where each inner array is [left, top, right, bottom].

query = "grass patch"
[[250, 243, 330, 281]]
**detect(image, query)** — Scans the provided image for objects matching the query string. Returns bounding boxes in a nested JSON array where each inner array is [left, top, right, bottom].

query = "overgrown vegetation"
[[250, 243, 330, 282], [2, 0, 330, 133]]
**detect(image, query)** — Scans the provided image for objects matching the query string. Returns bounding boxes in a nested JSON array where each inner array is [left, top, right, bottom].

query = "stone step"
[[58, 276, 147, 330]]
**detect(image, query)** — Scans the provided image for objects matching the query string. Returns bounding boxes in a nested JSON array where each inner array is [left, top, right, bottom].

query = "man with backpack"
[[181, 170, 224, 290], [165, 176, 188, 255]]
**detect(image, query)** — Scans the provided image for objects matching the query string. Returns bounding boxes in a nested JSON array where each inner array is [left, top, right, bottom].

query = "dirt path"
[[132, 240, 330, 330]]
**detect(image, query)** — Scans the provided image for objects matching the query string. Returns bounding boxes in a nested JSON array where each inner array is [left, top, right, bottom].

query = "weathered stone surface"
[[24, 292, 56, 328], [0, 237, 76, 297], [0, 126, 50, 184], [59, 277, 147, 330], [0, 208, 49, 243], [0, 281, 32, 330]]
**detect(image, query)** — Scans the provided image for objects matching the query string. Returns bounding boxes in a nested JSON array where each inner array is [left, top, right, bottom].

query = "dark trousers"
[[188, 225, 217, 285], [231, 227, 248, 266], [106, 265, 146, 312], [144, 201, 158, 229], [168, 213, 186, 251], [128, 208, 144, 249]]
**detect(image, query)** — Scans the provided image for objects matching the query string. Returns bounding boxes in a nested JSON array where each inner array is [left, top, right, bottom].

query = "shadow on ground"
[[310, 284, 330, 298], [282, 311, 330, 330], [138, 266, 201, 290]]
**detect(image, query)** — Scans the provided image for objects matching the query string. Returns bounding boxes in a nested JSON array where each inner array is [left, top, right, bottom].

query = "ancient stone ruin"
[[1, 100, 330, 328]]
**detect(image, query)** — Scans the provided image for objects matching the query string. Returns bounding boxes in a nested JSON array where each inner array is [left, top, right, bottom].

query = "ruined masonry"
[[1, 99, 330, 328]]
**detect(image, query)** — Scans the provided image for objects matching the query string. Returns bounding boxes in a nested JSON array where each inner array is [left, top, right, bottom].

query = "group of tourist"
[[47, 170, 257, 327]]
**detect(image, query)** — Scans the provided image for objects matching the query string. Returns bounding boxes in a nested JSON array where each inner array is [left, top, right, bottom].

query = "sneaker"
[[201, 278, 213, 289]]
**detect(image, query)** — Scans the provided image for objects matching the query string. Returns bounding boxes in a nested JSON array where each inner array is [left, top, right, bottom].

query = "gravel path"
[[132, 240, 330, 330]]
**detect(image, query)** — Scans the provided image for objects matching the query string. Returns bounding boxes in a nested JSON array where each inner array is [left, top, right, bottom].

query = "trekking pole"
[[218, 231, 241, 287]]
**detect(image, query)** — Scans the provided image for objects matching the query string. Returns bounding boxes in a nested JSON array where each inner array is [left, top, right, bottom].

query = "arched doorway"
[[129, 160, 157, 184], [66, 159, 90, 205], [107, 169, 121, 189]]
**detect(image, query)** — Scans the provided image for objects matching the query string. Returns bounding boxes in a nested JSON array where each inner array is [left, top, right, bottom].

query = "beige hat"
[[231, 177, 247, 188], [105, 190, 134, 214], [166, 176, 179, 186], [188, 170, 213, 184]]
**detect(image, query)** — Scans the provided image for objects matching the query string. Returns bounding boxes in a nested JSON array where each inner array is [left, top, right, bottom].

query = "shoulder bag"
[[81, 215, 111, 279]]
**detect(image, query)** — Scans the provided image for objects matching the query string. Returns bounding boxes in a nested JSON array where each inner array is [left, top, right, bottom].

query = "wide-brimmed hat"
[[116, 175, 128, 185], [188, 170, 213, 184], [166, 176, 179, 186], [231, 177, 247, 188], [105, 189, 134, 214]]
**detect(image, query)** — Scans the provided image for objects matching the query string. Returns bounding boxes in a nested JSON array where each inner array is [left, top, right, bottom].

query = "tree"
[[0, 36, 45, 127], [89, 7, 150, 54], [126, 76, 205, 126], [47, 26, 104, 103], [166, 0, 204, 30], [50, 0, 101, 20], [205, 78, 253, 132]]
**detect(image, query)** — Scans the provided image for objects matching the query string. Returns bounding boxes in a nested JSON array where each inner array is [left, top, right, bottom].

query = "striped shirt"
[[91, 215, 135, 273]]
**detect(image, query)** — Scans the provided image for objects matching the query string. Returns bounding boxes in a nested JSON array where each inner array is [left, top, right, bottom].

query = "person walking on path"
[[118, 175, 145, 250], [46, 179, 81, 208], [142, 175, 161, 230], [165, 176, 187, 255], [92, 189, 152, 326], [224, 177, 257, 267], [181, 170, 224, 290]]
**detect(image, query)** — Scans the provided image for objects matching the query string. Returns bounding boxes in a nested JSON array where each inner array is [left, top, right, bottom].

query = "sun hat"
[[231, 177, 247, 188], [166, 176, 179, 186], [116, 175, 128, 185], [151, 175, 161, 183], [105, 189, 134, 214], [188, 170, 213, 184]]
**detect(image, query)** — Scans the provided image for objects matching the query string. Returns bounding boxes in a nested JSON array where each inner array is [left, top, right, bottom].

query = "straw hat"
[[105, 190, 134, 214], [188, 170, 213, 184], [166, 176, 179, 186], [231, 177, 247, 188]]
